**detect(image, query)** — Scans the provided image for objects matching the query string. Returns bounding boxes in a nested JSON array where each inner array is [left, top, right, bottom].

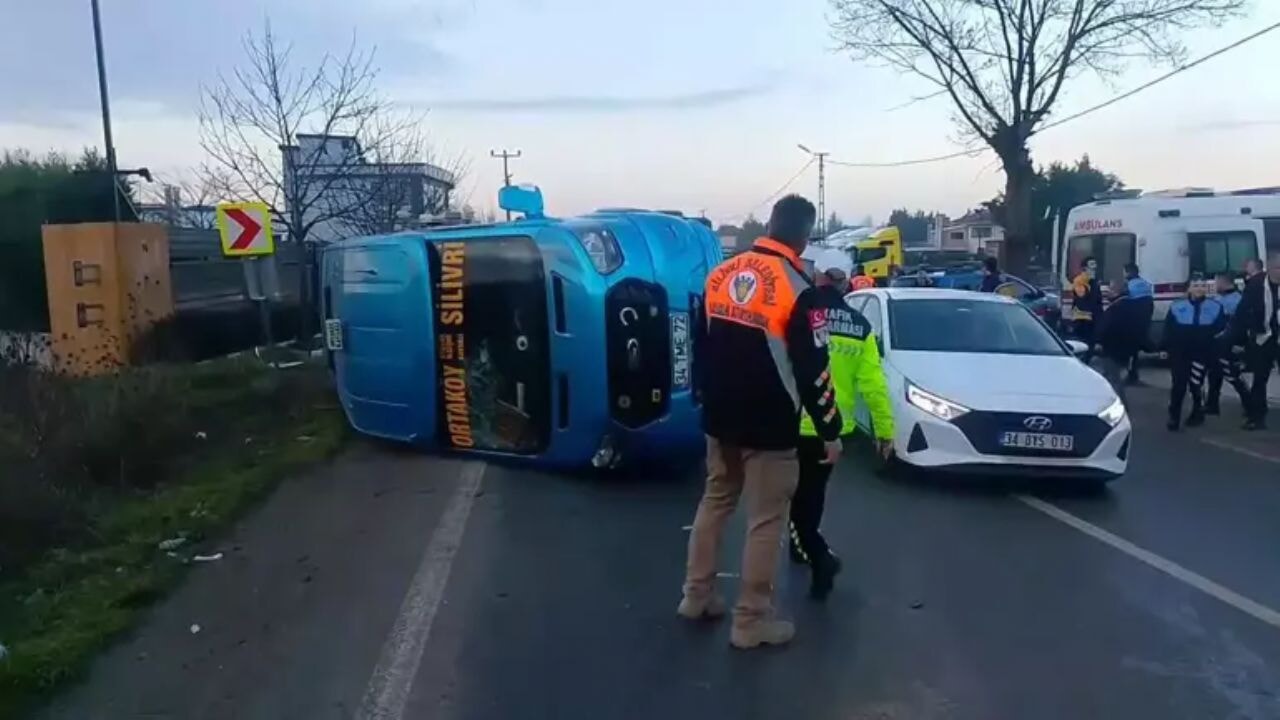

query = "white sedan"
[[845, 288, 1130, 484]]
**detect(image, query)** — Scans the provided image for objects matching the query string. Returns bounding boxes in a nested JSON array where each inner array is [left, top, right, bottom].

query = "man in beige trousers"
[[678, 195, 843, 649]]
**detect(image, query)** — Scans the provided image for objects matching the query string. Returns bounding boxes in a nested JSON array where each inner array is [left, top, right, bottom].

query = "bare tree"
[[140, 173, 223, 229], [829, 0, 1246, 269], [198, 20, 417, 339]]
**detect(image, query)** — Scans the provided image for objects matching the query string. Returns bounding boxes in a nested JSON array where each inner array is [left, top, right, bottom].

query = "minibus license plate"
[[671, 312, 690, 388]]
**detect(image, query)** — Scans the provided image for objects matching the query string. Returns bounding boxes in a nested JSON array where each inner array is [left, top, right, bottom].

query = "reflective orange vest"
[[703, 238, 842, 444]]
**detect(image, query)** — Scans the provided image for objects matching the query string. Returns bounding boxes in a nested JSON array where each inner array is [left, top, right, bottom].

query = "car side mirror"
[[1065, 339, 1089, 358]]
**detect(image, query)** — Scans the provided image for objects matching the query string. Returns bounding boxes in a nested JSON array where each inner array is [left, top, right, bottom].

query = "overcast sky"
[[2, 0, 1278, 226]]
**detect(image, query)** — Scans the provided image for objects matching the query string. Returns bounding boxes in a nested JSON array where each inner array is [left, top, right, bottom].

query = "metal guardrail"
[[169, 228, 303, 310]]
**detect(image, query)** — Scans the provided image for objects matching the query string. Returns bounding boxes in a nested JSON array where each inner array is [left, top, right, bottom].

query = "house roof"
[[943, 208, 997, 228]]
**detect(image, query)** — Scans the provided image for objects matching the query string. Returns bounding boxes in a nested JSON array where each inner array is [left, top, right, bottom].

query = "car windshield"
[[889, 298, 1066, 356]]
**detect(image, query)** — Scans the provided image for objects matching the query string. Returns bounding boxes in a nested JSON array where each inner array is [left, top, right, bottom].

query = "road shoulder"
[[39, 446, 472, 720]]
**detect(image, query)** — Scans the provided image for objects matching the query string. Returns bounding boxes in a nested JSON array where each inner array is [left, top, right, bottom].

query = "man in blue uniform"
[[1206, 272, 1248, 416], [1162, 276, 1227, 431], [1122, 263, 1154, 384]]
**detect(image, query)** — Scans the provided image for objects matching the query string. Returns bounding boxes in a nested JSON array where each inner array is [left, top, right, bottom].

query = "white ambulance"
[[1060, 188, 1280, 331]]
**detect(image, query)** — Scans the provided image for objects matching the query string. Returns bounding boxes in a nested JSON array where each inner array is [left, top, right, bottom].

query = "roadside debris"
[[297, 435, 314, 442], [192, 553, 224, 563], [189, 624, 201, 635], [158, 537, 187, 551], [195, 431, 207, 440]]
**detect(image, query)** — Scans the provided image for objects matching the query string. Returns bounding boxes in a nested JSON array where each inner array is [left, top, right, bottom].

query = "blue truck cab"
[[321, 186, 722, 469]]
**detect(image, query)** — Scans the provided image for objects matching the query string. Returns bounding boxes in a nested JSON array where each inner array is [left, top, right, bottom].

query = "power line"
[[1039, 18, 1280, 133], [882, 89, 948, 112], [725, 20, 1280, 225], [822, 18, 1280, 169], [827, 147, 985, 168], [733, 157, 815, 222]]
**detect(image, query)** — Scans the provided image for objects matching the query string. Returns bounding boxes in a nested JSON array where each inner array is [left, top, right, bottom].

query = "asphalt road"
[[39, 385, 1280, 720]]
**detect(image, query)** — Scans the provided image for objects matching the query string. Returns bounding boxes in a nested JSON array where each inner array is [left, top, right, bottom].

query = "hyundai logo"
[[1023, 416, 1053, 431]]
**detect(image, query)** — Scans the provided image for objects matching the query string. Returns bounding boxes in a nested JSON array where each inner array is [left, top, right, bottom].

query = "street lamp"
[[797, 143, 829, 237], [89, 0, 120, 222]]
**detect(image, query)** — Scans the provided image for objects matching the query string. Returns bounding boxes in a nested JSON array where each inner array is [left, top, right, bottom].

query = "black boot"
[[810, 553, 842, 600], [1204, 399, 1221, 416], [789, 542, 807, 565], [1167, 414, 1181, 432], [1186, 406, 1206, 428]]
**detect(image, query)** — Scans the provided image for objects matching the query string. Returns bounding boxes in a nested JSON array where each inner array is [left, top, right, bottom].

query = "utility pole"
[[797, 144, 829, 237], [490, 149, 522, 221], [90, 0, 120, 223]]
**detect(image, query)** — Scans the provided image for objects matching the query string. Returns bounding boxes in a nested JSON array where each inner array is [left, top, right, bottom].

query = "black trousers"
[[1207, 344, 1248, 409], [1244, 340, 1279, 423], [790, 436, 834, 563], [1072, 319, 1095, 362], [1169, 353, 1207, 420]]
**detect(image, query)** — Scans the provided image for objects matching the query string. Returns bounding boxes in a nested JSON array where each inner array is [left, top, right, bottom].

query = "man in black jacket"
[[979, 256, 1001, 292], [1236, 255, 1280, 430], [1095, 280, 1142, 402], [680, 194, 843, 650]]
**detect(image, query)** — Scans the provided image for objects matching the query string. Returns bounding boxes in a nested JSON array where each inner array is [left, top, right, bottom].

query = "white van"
[[1061, 188, 1280, 331]]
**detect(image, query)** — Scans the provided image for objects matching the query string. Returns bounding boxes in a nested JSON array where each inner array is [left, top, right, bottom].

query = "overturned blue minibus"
[[321, 186, 722, 469]]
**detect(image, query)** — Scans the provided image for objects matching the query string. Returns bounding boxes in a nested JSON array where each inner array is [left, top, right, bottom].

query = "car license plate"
[[999, 431, 1074, 451], [671, 312, 690, 388]]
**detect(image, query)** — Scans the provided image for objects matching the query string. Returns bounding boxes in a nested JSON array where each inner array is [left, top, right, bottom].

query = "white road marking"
[[1200, 437, 1280, 466], [356, 461, 487, 720], [1017, 495, 1280, 631]]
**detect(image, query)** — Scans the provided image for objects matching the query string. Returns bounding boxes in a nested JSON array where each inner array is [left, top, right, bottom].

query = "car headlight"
[[906, 382, 969, 422], [1098, 396, 1126, 427], [574, 227, 623, 274]]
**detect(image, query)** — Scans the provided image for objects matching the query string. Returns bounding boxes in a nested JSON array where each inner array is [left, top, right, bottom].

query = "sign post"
[[216, 202, 277, 347]]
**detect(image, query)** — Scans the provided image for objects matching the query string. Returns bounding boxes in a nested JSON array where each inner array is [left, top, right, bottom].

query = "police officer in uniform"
[[1206, 272, 1248, 415], [1122, 263, 1154, 384], [788, 249, 893, 600], [1162, 276, 1227, 431]]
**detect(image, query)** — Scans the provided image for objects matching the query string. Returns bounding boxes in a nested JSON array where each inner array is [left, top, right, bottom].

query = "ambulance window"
[[1189, 231, 1257, 277], [1263, 219, 1280, 256], [1066, 233, 1135, 283]]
